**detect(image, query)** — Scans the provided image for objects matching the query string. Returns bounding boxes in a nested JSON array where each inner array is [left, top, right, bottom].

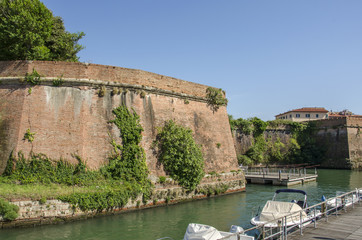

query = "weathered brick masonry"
[[0, 60, 241, 178]]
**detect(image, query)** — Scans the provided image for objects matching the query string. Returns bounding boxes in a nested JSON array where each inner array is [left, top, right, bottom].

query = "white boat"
[[250, 189, 320, 228], [183, 223, 254, 240], [326, 191, 359, 209]]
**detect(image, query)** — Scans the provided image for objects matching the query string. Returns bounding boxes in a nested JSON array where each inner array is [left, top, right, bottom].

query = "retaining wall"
[[0, 172, 245, 228]]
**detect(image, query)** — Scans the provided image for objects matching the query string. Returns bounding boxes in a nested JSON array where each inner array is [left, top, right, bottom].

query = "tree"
[[0, 0, 84, 61]]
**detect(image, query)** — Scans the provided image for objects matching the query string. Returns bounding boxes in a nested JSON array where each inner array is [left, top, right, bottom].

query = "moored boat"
[[183, 223, 254, 240], [250, 189, 320, 228]]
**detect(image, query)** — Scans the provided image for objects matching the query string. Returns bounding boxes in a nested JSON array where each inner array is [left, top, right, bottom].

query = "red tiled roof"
[[275, 107, 328, 117], [292, 107, 328, 113]]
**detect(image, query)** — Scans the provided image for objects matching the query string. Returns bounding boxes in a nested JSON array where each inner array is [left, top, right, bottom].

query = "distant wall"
[[232, 118, 362, 169], [0, 61, 240, 178], [233, 129, 291, 156], [346, 117, 362, 169], [314, 118, 350, 169]]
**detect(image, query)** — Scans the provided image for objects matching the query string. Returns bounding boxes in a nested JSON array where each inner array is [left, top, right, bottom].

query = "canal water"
[[0, 169, 361, 240]]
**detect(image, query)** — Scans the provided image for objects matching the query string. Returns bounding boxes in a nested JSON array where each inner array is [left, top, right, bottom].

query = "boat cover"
[[259, 201, 307, 224], [183, 223, 223, 240]]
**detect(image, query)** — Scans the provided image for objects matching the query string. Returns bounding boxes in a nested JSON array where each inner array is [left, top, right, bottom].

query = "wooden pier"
[[244, 167, 318, 186], [289, 203, 362, 240]]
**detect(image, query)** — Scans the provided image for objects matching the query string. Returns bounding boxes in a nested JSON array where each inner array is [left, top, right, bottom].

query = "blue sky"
[[42, 0, 362, 120]]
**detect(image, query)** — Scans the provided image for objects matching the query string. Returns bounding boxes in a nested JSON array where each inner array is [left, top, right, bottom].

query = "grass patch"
[[0, 180, 110, 200]]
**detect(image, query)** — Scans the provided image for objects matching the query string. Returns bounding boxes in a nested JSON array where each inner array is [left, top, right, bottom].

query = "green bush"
[[205, 87, 228, 113], [0, 198, 19, 221], [158, 176, 166, 184], [237, 155, 253, 166], [155, 120, 204, 190]]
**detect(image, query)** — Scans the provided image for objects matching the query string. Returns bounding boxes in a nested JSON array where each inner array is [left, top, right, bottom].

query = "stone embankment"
[[0, 172, 245, 229]]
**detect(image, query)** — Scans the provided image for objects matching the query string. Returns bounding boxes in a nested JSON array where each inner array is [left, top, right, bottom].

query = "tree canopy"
[[0, 0, 85, 61]]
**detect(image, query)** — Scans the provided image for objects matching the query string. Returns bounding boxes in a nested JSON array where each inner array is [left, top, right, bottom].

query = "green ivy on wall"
[[1, 105, 153, 212], [103, 105, 152, 201], [154, 120, 204, 190]]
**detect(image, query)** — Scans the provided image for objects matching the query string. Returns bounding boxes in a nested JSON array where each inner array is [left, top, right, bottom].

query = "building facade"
[[275, 107, 329, 122]]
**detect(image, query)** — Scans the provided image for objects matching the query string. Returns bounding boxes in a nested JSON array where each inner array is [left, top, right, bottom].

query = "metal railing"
[[245, 167, 317, 180], [230, 188, 362, 240], [157, 188, 361, 240]]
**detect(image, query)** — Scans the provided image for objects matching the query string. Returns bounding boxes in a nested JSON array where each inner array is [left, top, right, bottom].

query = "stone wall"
[[232, 118, 362, 169], [0, 60, 240, 177], [0, 172, 245, 228], [233, 129, 292, 156], [315, 118, 350, 169], [346, 117, 362, 169]]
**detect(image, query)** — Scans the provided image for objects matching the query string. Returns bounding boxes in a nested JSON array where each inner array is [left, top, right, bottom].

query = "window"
[[306, 114, 310, 118], [296, 114, 300, 118], [316, 114, 319, 118], [290, 114, 292, 118]]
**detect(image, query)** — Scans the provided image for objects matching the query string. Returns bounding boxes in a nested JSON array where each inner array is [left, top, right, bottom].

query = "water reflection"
[[0, 169, 360, 240]]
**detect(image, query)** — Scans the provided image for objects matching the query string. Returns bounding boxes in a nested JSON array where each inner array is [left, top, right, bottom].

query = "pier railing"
[[244, 167, 317, 179], [219, 188, 361, 240]]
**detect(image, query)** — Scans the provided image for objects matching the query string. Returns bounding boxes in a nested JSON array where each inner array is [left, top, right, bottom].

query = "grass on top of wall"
[[0, 178, 126, 200]]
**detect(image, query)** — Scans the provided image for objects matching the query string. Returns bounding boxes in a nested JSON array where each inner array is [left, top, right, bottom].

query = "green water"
[[0, 169, 361, 240]]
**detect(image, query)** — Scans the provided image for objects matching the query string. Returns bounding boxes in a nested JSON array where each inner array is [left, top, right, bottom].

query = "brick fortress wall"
[[0, 61, 240, 178]]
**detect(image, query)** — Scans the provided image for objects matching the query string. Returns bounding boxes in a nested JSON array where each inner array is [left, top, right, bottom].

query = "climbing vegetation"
[[154, 120, 204, 190], [23, 129, 36, 143], [1, 105, 152, 212]]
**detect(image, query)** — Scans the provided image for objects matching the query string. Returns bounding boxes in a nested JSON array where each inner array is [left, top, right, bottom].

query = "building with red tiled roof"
[[275, 107, 329, 122]]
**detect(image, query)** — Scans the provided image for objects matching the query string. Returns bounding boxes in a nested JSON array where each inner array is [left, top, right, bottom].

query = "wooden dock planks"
[[289, 204, 362, 240]]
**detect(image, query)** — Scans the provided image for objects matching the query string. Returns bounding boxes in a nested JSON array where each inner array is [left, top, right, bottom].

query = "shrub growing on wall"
[[0, 198, 19, 221], [104, 105, 152, 199], [205, 87, 228, 113], [155, 120, 204, 190]]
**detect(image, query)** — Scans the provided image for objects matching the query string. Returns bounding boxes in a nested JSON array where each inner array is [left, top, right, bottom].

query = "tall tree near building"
[[0, 0, 84, 61]]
